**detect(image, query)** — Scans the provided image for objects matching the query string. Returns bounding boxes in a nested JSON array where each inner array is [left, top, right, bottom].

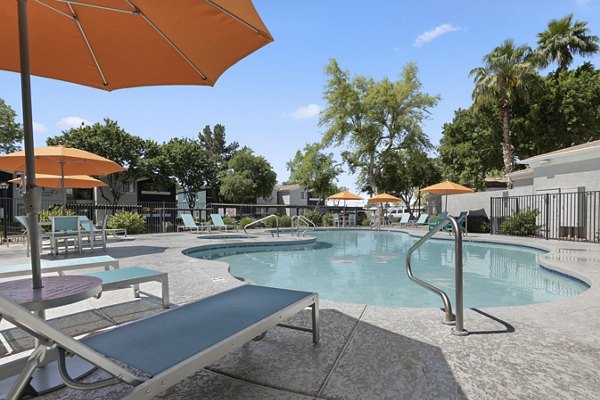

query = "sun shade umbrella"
[[1, 0, 273, 290], [9, 174, 107, 189], [0, 145, 125, 214], [328, 191, 363, 225], [421, 180, 474, 211], [367, 193, 401, 203]]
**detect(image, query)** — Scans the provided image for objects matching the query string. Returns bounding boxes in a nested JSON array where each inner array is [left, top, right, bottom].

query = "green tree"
[[470, 40, 537, 180], [198, 124, 238, 202], [376, 149, 441, 215], [0, 98, 23, 154], [438, 105, 503, 189], [219, 148, 276, 203], [286, 142, 342, 207], [160, 137, 211, 209], [320, 59, 438, 194], [46, 118, 149, 205], [512, 64, 600, 157], [536, 14, 599, 73]]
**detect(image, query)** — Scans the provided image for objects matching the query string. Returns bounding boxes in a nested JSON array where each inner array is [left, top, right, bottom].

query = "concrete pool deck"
[[0, 228, 599, 399]]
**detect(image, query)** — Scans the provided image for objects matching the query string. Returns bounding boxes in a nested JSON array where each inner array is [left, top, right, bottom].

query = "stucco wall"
[[436, 186, 533, 218], [533, 159, 600, 192]]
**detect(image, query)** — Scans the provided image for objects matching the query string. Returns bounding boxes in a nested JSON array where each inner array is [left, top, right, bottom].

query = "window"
[[122, 181, 135, 193]]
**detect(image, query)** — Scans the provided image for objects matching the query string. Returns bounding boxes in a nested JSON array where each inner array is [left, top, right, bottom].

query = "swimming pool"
[[186, 230, 589, 308]]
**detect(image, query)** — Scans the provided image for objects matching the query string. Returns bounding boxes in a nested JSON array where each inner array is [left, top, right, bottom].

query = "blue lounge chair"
[[428, 212, 448, 231], [443, 211, 468, 235], [411, 213, 429, 227], [178, 213, 204, 233], [209, 213, 237, 232], [0, 285, 319, 399], [397, 213, 411, 226]]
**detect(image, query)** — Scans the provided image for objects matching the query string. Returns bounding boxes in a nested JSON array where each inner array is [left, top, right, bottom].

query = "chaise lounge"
[[0, 284, 319, 399]]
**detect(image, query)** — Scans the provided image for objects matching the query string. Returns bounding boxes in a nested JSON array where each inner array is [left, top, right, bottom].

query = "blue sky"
[[1, 0, 599, 197]]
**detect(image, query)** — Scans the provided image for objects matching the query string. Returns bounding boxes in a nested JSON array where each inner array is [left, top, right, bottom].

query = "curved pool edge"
[[182, 227, 595, 310]]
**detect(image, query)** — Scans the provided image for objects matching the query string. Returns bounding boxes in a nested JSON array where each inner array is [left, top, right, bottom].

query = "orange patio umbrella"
[[9, 174, 107, 189], [328, 191, 363, 201], [328, 191, 363, 221], [421, 180, 473, 211], [367, 193, 402, 203], [0, 145, 125, 214], [1, 0, 273, 291]]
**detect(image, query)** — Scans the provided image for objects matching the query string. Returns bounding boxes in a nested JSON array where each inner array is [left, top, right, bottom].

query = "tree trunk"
[[500, 106, 514, 188]]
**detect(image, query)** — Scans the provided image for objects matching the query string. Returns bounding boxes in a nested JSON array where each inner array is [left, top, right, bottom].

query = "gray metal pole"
[[18, 0, 43, 289]]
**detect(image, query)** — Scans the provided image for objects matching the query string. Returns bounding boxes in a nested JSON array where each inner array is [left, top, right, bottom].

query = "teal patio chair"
[[15, 215, 51, 256], [428, 212, 448, 231], [178, 213, 204, 233], [209, 213, 237, 232], [411, 213, 429, 227], [397, 213, 411, 226], [79, 215, 107, 251], [50, 216, 82, 255], [332, 213, 341, 227], [443, 211, 468, 235]]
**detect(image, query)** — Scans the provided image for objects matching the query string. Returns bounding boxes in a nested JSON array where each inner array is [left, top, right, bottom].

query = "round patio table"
[[0, 275, 102, 312]]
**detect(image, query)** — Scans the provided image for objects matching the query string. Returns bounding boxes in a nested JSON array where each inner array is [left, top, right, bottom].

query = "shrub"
[[499, 209, 541, 236], [279, 214, 292, 227], [238, 216, 255, 229], [321, 213, 333, 226], [303, 210, 322, 226], [362, 218, 371, 226], [40, 206, 74, 222], [221, 215, 236, 226], [263, 215, 279, 228], [108, 211, 146, 234]]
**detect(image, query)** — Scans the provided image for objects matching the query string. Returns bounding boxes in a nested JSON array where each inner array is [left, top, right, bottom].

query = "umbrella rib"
[[62, 2, 110, 88], [205, 0, 272, 38], [123, 0, 209, 82], [57, 1, 138, 14], [35, 0, 76, 19]]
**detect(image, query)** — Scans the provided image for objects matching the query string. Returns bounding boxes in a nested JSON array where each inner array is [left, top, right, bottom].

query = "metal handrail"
[[292, 215, 315, 236], [406, 216, 467, 336], [244, 214, 279, 236]]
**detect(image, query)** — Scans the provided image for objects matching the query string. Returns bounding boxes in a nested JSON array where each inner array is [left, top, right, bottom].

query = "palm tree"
[[469, 40, 537, 181], [536, 14, 599, 73]]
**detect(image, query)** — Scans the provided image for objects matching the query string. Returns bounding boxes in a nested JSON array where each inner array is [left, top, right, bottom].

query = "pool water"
[[186, 230, 588, 308]]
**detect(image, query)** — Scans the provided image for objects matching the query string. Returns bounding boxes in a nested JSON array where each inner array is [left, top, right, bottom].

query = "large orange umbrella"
[[367, 193, 401, 203], [0, 146, 126, 176], [328, 191, 363, 201], [421, 180, 473, 211], [0, 145, 125, 214], [9, 174, 107, 189], [1, 0, 273, 291], [328, 191, 363, 225]]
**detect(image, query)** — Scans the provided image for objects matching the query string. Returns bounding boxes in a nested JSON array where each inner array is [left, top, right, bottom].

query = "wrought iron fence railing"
[[490, 191, 600, 243], [0, 198, 357, 240]]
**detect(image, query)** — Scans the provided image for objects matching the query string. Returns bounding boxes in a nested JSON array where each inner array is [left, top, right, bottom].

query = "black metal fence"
[[490, 191, 600, 243], [0, 197, 358, 242]]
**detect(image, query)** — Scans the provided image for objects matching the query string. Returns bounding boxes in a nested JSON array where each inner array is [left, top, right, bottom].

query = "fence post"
[[544, 193, 550, 240], [490, 197, 494, 235]]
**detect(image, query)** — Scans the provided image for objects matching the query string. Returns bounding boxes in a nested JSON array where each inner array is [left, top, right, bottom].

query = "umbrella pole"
[[61, 162, 66, 215], [18, 0, 42, 289]]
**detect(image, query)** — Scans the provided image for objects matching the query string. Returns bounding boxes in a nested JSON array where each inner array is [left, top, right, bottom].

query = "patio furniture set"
[[15, 215, 126, 257]]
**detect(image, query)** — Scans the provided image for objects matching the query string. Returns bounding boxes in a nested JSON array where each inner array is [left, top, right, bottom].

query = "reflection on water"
[[187, 231, 588, 308]]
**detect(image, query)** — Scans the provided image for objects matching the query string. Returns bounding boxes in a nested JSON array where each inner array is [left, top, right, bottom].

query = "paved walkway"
[[0, 228, 599, 399]]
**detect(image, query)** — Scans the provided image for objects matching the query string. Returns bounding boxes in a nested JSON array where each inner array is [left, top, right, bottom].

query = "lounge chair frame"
[[0, 285, 319, 399]]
